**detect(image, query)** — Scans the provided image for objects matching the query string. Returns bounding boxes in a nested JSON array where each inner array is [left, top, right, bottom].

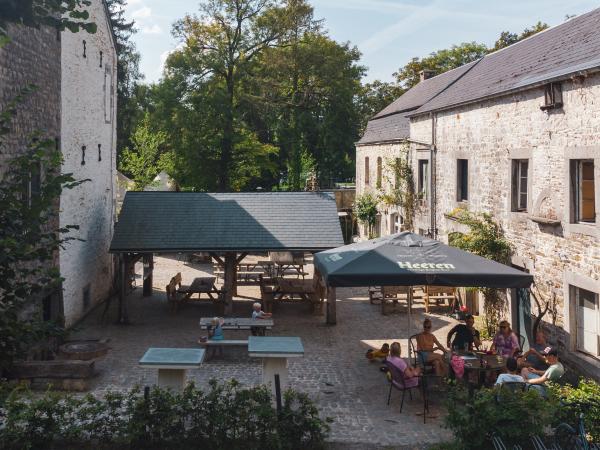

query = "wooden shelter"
[[109, 192, 344, 323]]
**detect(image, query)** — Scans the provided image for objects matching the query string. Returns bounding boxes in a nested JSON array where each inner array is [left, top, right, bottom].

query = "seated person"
[[495, 357, 524, 385], [366, 343, 390, 362], [415, 319, 448, 376], [522, 348, 564, 395], [386, 342, 421, 388], [208, 317, 224, 341], [447, 314, 481, 351], [517, 330, 550, 371], [490, 321, 520, 358], [251, 302, 272, 336]]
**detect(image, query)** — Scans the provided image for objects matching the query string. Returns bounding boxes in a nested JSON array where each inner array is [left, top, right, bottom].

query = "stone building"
[[357, 9, 600, 378], [0, 1, 117, 327]]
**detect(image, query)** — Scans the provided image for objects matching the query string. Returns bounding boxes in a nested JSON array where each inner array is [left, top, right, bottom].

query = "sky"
[[123, 0, 600, 84]]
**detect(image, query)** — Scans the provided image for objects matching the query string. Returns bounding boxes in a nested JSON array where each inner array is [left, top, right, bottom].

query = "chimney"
[[419, 69, 436, 82]]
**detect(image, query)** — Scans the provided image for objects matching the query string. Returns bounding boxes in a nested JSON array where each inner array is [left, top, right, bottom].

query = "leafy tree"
[[356, 80, 404, 133], [119, 115, 170, 190], [394, 42, 488, 89], [170, 0, 315, 191], [105, 0, 145, 156], [0, 92, 84, 371], [0, 0, 97, 34], [354, 192, 379, 239], [491, 21, 548, 52]]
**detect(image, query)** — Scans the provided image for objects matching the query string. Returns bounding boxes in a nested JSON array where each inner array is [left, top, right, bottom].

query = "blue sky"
[[124, 0, 600, 84]]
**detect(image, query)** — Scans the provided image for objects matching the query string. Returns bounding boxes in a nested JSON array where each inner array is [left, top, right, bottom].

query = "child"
[[366, 343, 390, 362], [251, 302, 271, 336], [208, 317, 225, 341]]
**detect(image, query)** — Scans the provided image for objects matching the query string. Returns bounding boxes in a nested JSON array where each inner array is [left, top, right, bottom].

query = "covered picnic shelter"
[[109, 192, 344, 323]]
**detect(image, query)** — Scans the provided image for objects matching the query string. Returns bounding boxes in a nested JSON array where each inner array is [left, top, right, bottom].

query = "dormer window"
[[541, 82, 563, 110]]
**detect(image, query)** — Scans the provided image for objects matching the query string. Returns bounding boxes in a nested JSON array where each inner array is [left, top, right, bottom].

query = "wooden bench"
[[424, 286, 458, 313], [198, 340, 249, 360], [166, 272, 225, 313], [260, 275, 325, 315]]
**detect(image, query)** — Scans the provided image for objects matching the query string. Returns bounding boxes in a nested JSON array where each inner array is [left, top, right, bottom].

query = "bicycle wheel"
[[554, 423, 584, 450]]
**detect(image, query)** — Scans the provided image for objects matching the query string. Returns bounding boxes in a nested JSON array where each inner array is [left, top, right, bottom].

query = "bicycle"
[[553, 399, 600, 450]]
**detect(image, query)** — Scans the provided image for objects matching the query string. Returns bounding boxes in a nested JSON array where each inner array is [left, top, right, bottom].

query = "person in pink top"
[[491, 320, 520, 358], [386, 342, 421, 388]]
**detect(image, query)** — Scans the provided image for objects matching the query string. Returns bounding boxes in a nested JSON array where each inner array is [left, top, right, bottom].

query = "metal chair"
[[408, 334, 444, 375], [384, 360, 423, 414]]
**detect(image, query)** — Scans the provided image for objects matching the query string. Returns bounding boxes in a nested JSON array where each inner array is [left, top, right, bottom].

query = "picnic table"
[[248, 336, 304, 400], [178, 276, 222, 301], [199, 317, 274, 331], [139, 347, 205, 391]]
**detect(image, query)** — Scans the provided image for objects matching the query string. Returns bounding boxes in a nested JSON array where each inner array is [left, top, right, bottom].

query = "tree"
[[171, 0, 315, 191], [0, 92, 85, 371], [394, 42, 488, 89], [355, 80, 404, 133], [118, 115, 170, 190], [105, 0, 144, 156], [0, 0, 97, 34], [491, 21, 548, 52]]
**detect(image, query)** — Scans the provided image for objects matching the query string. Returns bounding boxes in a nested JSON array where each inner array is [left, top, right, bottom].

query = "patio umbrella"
[[314, 232, 533, 347]]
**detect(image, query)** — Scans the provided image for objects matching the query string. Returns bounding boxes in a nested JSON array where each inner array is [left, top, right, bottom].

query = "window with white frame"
[[511, 159, 529, 212], [418, 159, 429, 202], [573, 286, 599, 358], [390, 213, 403, 234], [570, 159, 595, 223]]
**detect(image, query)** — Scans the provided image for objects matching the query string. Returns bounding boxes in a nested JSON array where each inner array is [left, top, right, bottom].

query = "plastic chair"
[[384, 360, 422, 414]]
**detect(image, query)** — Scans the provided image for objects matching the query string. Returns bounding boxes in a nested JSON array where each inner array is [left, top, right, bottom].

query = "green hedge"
[[442, 378, 600, 449], [0, 380, 331, 450]]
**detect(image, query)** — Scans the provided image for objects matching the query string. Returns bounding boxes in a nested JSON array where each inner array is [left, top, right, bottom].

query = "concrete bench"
[[199, 340, 249, 360]]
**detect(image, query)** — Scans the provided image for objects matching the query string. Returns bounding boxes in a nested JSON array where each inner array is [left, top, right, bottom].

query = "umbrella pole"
[[407, 286, 413, 359]]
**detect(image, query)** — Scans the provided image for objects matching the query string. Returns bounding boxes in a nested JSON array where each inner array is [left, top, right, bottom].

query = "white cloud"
[[127, 0, 143, 5], [132, 6, 152, 19], [142, 24, 163, 34], [159, 43, 184, 75]]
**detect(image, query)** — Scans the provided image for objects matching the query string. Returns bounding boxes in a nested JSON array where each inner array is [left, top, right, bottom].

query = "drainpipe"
[[430, 112, 437, 239]]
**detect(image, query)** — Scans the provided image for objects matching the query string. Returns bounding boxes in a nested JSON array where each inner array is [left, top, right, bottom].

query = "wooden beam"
[[223, 252, 236, 315], [326, 286, 337, 325], [210, 252, 225, 268], [235, 252, 249, 264], [118, 254, 131, 324], [142, 253, 153, 297]]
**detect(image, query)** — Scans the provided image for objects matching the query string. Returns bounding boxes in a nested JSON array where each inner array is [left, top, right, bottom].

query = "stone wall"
[[0, 23, 61, 175], [59, 0, 117, 326], [415, 73, 600, 378]]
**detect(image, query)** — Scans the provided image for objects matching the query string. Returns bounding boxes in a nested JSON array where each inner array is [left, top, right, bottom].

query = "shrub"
[[443, 382, 557, 449], [549, 378, 600, 443], [0, 380, 330, 450]]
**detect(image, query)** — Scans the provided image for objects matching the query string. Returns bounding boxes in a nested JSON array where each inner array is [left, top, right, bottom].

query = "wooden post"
[[118, 254, 130, 324], [326, 286, 337, 325], [142, 253, 153, 297], [223, 252, 236, 315]]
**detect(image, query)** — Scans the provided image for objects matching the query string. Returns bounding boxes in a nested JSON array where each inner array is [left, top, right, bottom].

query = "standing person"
[[491, 320, 520, 358], [517, 330, 550, 370], [447, 314, 481, 351], [415, 319, 448, 376], [251, 302, 272, 336], [386, 342, 421, 388]]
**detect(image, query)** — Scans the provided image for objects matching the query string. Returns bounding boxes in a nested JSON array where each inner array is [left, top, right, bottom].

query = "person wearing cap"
[[521, 347, 564, 395], [447, 314, 481, 351]]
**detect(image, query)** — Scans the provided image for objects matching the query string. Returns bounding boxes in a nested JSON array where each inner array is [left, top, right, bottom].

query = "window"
[[364, 157, 370, 185], [570, 160, 595, 223], [98, 144, 102, 162], [82, 40, 87, 58], [83, 285, 91, 310], [457, 159, 469, 202], [573, 286, 599, 357], [81, 145, 86, 165], [376, 157, 382, 189], [418, 159, 429, 202], [541, 82, 563, 110], [99, 51, 103, 68], [374, 214, 381, 238], [511, 159, 529, 212], [104, 68, 113, 124], [390, 213, 403, 234], [394, 158, 401, 189]]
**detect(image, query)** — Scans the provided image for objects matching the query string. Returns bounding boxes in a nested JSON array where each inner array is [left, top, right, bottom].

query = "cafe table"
[[248, 336, 304, 398], [461, 353, 507, 394], [139, 348, 205, 391]]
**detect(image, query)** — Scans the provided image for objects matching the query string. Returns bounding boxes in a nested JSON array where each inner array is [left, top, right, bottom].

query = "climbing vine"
[[379, 151, 418, 232], [447, 209, 513, 334]]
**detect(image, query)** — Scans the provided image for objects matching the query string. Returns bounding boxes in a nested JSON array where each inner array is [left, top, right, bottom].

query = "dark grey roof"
[[357, 112, 410, 145], [110, 192, 344, 253], [374, 62, 478, 118], [413, 8, 600, 115], [357, 61, 477, 146]]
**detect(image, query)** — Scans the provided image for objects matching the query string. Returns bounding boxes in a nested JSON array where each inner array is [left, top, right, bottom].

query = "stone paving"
[[74, 255, 457, 448]]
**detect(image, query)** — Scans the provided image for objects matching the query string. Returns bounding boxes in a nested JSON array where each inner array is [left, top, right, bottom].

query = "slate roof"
[[357, 62, 477, 145], [413, 8, 600, 115], [110, 192, 344, 253]]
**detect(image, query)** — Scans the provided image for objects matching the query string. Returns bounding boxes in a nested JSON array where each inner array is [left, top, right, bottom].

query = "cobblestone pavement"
[[74, 255, 457, 448]]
